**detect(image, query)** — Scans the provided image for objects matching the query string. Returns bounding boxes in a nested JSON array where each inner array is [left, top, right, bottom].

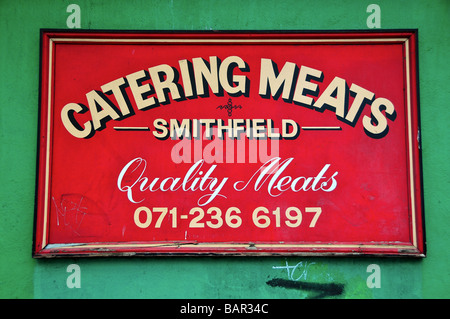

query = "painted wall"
[[1, 0, 449, 299]]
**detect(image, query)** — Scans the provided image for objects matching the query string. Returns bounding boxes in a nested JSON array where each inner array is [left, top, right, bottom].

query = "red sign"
[[34, 30, 425, 257]]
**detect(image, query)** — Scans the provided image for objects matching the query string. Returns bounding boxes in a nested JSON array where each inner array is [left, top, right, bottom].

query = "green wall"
[[1, 0, 449, 299]]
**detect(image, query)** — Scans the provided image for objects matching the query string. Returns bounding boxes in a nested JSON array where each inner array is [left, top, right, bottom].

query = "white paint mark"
[[272, 260, 316, 281]]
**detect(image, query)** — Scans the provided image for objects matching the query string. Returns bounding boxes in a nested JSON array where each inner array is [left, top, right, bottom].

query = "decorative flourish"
[[217, 98, 242, 117]]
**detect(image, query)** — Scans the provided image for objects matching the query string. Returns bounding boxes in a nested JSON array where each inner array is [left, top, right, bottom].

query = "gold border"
[[404, 39, 417, 247], [41, 35, 419, 254], [52, 38, 408, 44], [46, 242, 414, 250], [42, 38, 54, 248]]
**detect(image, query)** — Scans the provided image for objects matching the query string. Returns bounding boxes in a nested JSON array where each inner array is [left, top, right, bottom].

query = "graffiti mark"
[[52, 194, 88, 235], [51, 194, 110, 238], [272, 261, 315, 281], [266, 278, 345, 299], [269, 261, 344, 298]]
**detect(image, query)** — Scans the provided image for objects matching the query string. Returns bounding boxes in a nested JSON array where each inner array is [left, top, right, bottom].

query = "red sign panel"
[[34, 30, 425, 257]]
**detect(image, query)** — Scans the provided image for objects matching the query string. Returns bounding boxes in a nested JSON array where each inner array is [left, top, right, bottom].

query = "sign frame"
[[33, 29, 425, 257]]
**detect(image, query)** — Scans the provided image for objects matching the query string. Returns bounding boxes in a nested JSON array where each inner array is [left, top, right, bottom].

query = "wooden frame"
[[34, 30, 425, 257]]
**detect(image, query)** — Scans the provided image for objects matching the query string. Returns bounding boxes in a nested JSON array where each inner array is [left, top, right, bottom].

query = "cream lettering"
[[61, 56, 395, 140], [118, 157, 338, 206], [233, 157, 338, 196], [117, 157, 228, 206]]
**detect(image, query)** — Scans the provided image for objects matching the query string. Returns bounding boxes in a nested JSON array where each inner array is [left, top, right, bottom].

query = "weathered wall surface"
[[1, 0, 449, 299]]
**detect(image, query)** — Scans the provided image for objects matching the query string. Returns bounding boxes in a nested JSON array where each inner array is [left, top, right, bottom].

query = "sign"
[[34, 30, 425, 257]]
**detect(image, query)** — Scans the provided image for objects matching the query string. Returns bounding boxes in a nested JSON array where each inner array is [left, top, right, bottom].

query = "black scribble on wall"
[[266, 278, 345, 299]]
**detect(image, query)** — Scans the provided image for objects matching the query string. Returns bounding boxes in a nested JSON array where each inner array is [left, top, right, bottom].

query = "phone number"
[[133, 206, 322, 229]]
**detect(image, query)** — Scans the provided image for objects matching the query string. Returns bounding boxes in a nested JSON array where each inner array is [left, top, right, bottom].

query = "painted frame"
[[34, 30, 425, 257]]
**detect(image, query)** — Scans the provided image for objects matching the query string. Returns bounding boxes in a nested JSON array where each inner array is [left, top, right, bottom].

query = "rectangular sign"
[[34, 30, 425, 257]]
